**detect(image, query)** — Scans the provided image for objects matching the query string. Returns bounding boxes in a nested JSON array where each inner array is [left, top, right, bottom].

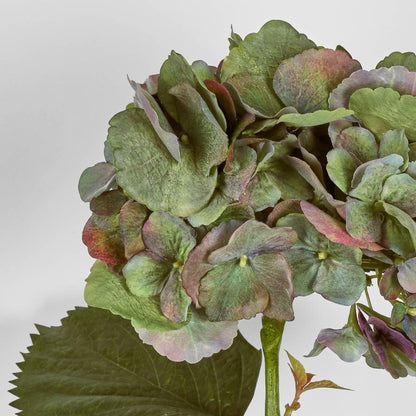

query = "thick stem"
[[261, 316, 285, 416]]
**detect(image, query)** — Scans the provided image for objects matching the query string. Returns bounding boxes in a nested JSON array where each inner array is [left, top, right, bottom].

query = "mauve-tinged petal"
[[369, 316, 416, 361], [182, 221, 241, 307], [398, 257, 416, 293], [301, 201, 383, 251], [136, 309, 238, 363]]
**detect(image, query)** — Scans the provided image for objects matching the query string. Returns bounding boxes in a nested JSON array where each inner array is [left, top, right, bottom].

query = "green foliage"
[[11, 307, 262, 416]]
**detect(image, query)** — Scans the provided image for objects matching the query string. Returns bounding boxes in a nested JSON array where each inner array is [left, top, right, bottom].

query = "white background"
[[2, 0, 416, 415]]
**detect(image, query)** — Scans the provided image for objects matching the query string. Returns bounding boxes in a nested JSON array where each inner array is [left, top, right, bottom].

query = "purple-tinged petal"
[[119, 200, 148, 260], [369, 316, 416, 361], [182, 221, 241, 306], [78, 162, 116, 202], [301, 201, 383, 251], [266, 199, 302, 226], [208, 220, 297, 264], [82, 214, 125, 265], [403, 315, 416, 343], [136, 309, 238, 363], [274, 48, 361, 113], [398, 257, 416, 293], [204, 79, 237, 127], [329, 66, 416, 118], [379, 266, 402, 301]]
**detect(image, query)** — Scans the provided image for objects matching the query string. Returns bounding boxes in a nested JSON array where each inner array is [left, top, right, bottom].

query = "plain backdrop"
[[2, 0, 416, 415]]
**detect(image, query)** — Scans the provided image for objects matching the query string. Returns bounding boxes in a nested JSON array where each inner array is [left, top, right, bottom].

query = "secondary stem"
[[260, 316, 285, 416]]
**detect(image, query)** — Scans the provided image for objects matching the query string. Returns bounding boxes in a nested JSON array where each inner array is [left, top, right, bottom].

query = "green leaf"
[[302, 380, 350, 392], [107, 108, 217, 217], [376, 51, 416, 71], [391, 302, 406, 326], [84, 261, 184, 331], [221, 20, 316, 117], [278, 108, 354, 127], [10, 307, 262, 416], [286, 351, 307, 386], [90, 189, 128, 216], [274, 48, 361, 112], [78, 162, 116, 202], [349, 87, 416, 141]]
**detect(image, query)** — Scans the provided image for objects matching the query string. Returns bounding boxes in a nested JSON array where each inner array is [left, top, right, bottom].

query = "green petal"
[[398, 258, 416, 293], [314, 260, 366, 305], [85, 261, 184, 331], [278, 108, 354, 127], [381, 173, 416, 216], [336, 126, 378, 163], [381, 202, 416, 254], [379, 129, 409, 168], [274, 48, 361, 112], [349, 87, 416, 141], [108, 108, 217, 217], [199, 261, 269, 321], [90, 189, 128, 216], [160, 270, 191, 323], [142, 212, 196, 262], [158, 51, 226, 130], [118, 200, 148, 260], [326, 148, 359, 193], [346, 198, 383, 242], [123, 254, 171, 298], [168, 82, 228, 174], [78, 162, 116, 202], [376, 51, 416, 72], [251, 252, 294, 321], [282, 249, 320, 296], [208, 220, 297, 264], [349, 155, 403, 202], [182, 221, 242, 306], [221, 20, 316, 117]]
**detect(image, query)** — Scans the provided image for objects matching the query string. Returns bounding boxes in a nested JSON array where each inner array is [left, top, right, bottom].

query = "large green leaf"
[[107, 108, 217, 217], [349, 87, 416, 141], [221, 20, 316, 117], [10, 307, 261, 416]]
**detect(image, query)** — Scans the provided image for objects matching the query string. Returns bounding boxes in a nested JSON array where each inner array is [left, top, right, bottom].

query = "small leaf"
[[286, 351, 307, 386], [303, 380, 350, 392], [90, 189, 128, 216], [10, 307, 261, 416], [391, 302, 406, 326], [398, 257, 416, 293]]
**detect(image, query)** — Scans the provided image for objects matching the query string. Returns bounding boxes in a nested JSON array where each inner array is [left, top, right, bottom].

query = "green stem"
[[261, 316, 285, 416]]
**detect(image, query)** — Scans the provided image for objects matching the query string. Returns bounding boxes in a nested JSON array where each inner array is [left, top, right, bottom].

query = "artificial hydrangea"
[[79, 20, 416, 372]]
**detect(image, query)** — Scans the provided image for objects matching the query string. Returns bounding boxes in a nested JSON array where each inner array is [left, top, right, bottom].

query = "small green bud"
[[239, 255, 248, 267]]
